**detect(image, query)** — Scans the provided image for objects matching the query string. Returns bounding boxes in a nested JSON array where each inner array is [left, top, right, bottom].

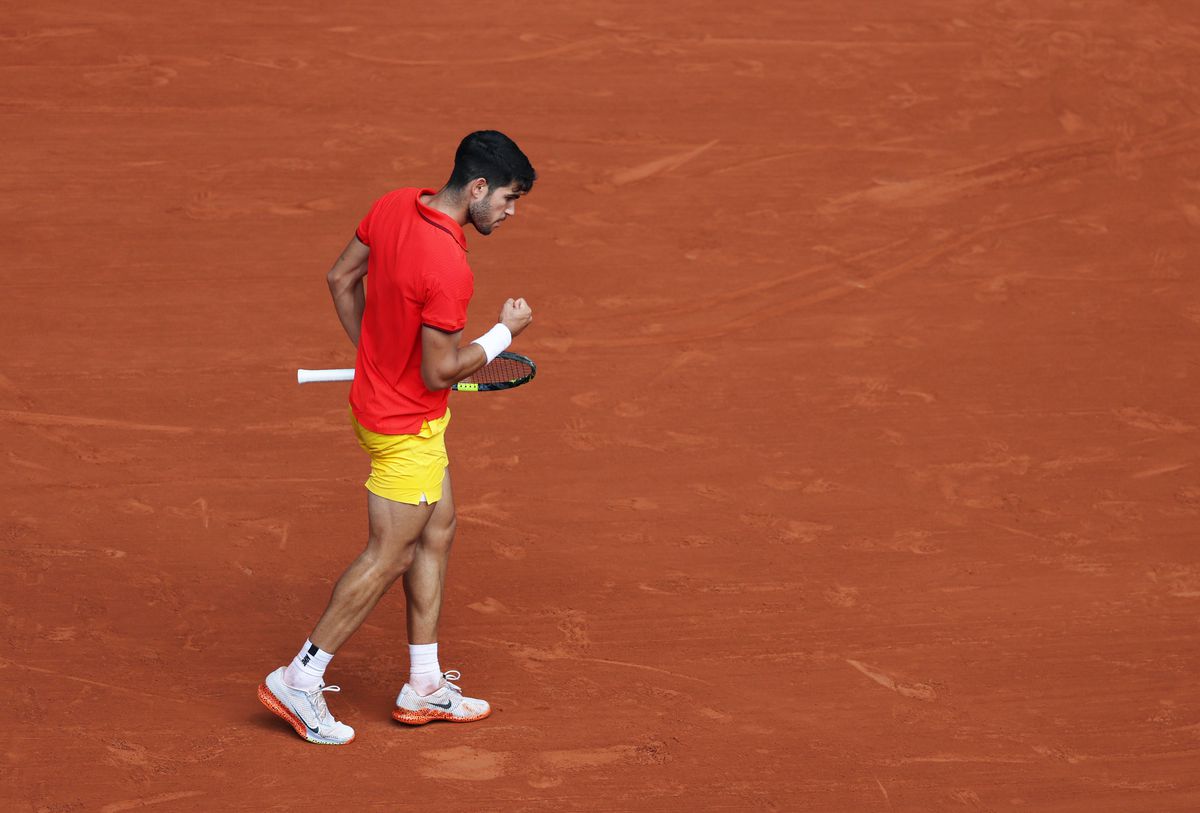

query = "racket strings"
[[464, 355, 532, 385]]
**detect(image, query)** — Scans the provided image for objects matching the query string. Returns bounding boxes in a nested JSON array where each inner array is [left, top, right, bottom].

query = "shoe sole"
[[257, 682, 355, 746], [392, 706, 492, 726]]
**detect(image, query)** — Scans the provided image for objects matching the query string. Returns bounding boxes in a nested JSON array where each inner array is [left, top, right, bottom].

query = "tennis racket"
[[296, 351, 537, 392]]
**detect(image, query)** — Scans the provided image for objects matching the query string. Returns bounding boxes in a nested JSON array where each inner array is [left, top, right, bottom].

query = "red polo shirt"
[[349, 188, 473, 434]]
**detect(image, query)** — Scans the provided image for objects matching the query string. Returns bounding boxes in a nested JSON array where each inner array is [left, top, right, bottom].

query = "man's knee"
[[421, 513, 456, 555], [364, 533, 419, 582]]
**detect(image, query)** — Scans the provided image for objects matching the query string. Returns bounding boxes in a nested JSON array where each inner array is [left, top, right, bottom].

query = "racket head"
[[452, 351, 536, 392]]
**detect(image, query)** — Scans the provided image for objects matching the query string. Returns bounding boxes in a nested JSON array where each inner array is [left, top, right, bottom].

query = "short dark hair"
[[447, 131, 536, 193]]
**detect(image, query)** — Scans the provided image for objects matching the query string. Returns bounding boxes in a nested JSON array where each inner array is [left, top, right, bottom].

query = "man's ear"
[[469, 178, 489, 201]]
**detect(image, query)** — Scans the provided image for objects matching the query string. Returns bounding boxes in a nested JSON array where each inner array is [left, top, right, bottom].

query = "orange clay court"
[[3, 2, 1199, 811]]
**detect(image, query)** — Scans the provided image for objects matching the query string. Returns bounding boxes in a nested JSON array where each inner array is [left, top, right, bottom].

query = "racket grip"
[[297, 368, 355, 384]]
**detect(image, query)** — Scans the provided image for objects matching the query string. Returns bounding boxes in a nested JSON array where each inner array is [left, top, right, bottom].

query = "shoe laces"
[[305, 684, 341, 725], [441, 670, 463, 694]]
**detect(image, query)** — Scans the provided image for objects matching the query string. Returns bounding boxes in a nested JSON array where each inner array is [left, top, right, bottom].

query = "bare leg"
[[403, 469, 456, 645], [308, 492, 434, 652]]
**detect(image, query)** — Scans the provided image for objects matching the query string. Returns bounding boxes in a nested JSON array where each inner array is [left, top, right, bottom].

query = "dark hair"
[[447, 130, 536, 193]]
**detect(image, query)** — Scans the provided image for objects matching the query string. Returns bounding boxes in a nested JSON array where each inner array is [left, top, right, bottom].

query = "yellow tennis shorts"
[[350, 408, 451, 505]]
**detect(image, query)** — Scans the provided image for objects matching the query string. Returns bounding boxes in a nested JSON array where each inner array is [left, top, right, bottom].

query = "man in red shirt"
[[258, 131, 536, 745]]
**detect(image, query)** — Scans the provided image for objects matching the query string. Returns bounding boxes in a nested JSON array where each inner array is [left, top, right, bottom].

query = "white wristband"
[[470, 323, 512, 364]]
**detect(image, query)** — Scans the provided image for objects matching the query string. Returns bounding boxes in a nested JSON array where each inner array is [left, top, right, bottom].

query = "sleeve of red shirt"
[[421, 264, 473, 333], [355, 197, 381, 245]]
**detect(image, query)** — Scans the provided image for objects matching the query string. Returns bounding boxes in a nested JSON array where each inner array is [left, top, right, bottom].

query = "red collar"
[[414, 189, 468, 251]]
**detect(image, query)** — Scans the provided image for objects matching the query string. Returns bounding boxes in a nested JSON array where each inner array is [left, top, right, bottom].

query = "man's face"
[[467, 183, 525, 235]]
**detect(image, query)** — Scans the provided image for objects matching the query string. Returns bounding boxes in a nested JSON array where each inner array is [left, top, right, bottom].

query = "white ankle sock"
[[409, 643, 441, 693], [284, 639, 333, 691]]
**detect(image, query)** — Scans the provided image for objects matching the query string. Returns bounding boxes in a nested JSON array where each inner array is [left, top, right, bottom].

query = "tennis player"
[[258, 131, 536, 745]]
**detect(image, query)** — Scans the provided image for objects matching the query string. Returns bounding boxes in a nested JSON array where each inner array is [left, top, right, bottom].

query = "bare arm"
[[420, 298, 534, 390], [326, 236, 371, 346], [420, 326, 487, 390]]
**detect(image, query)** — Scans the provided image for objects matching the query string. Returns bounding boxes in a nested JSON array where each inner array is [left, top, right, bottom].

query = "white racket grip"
[[297, 368, 355, 384]]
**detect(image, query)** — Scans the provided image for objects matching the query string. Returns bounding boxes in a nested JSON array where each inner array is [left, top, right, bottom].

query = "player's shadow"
[[245, 703, 295, 739]]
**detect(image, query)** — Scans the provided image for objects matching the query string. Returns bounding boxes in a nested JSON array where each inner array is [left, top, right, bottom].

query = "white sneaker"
[[392, 670, 491, 726], [258, 667, 356, 745]]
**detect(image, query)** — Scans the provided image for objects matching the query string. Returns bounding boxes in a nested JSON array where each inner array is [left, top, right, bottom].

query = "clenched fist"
[[499, 297, 533, 337]]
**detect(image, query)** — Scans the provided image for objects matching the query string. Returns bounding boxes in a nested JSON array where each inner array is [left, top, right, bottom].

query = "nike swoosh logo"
[[428, 700, 453, 710]]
